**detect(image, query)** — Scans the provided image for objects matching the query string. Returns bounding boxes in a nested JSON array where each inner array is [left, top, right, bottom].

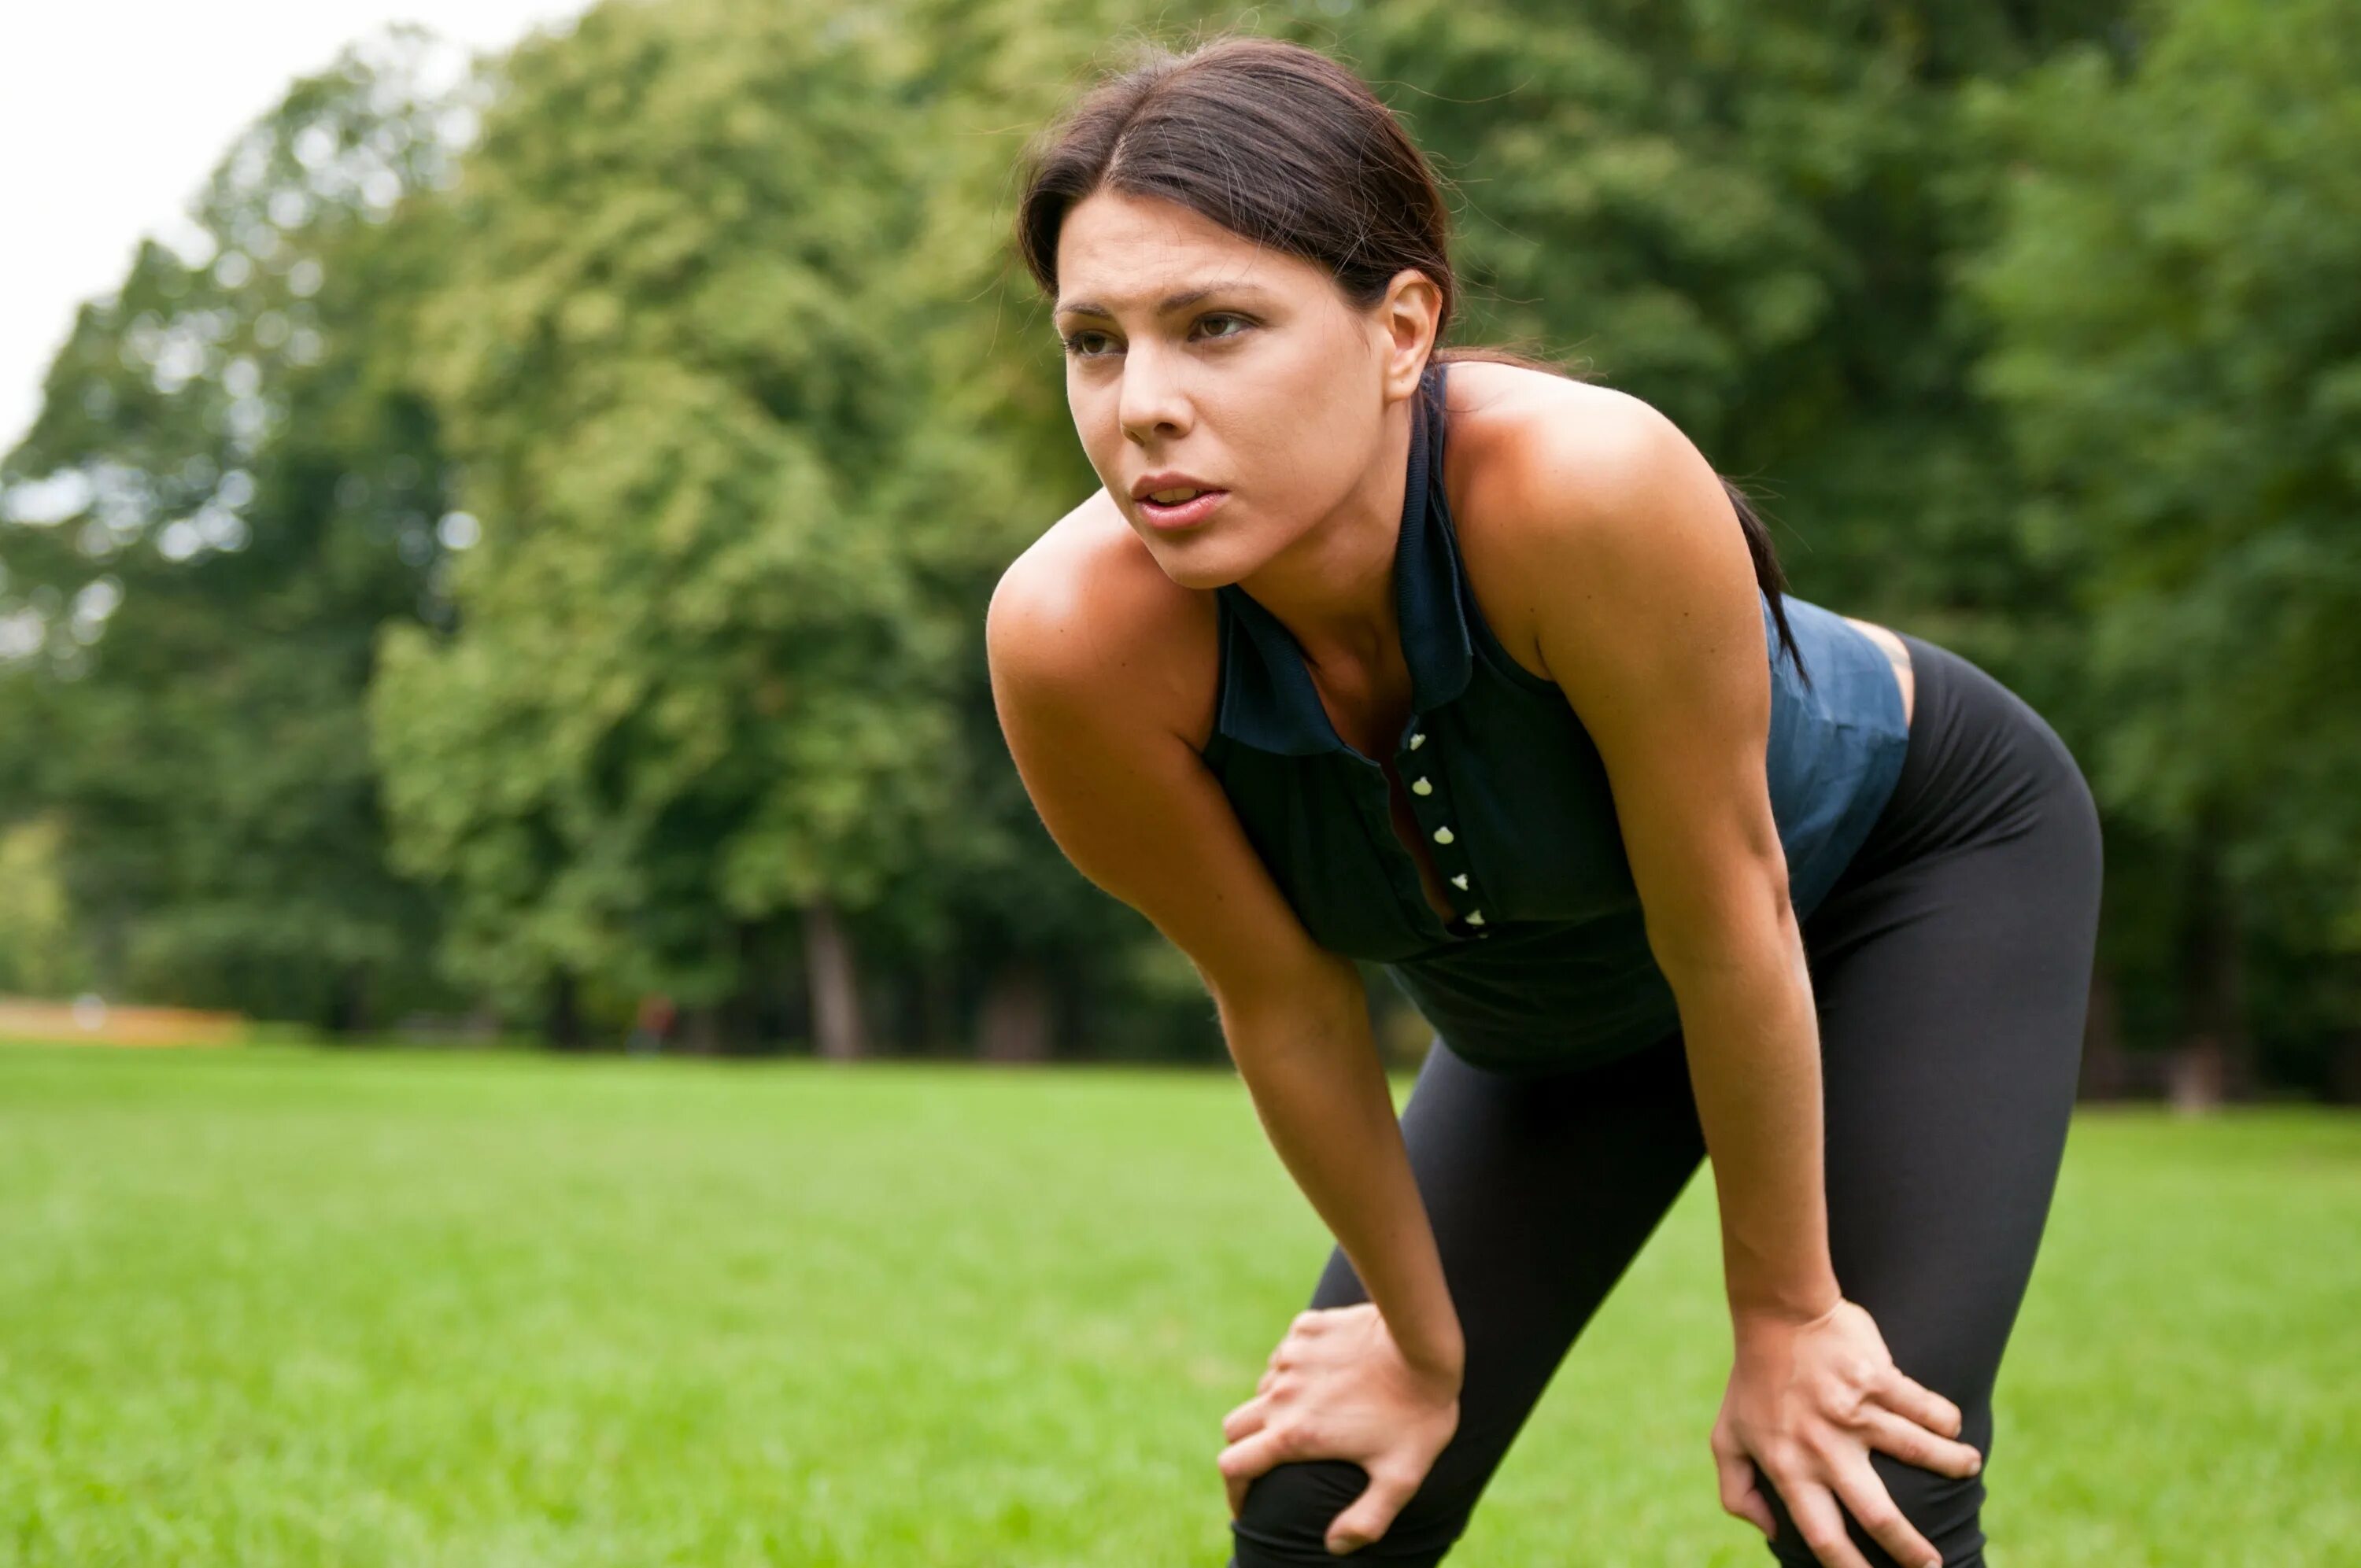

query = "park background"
[[2, 0, 2356, 1563]]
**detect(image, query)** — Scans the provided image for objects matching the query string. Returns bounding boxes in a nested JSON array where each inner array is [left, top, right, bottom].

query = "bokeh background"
[[2, 2, 2356, 1563]]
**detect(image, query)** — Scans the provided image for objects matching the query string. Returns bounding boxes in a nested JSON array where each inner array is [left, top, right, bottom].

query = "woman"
[[985, 35, 2101, 1568]]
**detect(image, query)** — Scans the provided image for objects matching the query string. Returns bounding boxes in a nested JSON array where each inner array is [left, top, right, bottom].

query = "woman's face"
[[1052, 188, 1430, 588]]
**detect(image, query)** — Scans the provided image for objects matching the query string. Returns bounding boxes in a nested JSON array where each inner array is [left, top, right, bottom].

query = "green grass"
[[2, 1045, 2355, 1566]]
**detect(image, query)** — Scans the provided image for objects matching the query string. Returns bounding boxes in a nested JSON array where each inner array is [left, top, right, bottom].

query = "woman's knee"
[[1757, 1452, 1988, 1568], [1229, 1457, 1473, 1566]]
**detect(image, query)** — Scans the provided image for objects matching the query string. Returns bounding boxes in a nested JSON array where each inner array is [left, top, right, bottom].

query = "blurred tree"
[[7, 0, 2344, 1087], [0, 816, 91, 998], [1960, 0, 2361, 1098], [374, 0, 1066, 1055], [0, 28, 482, 1031]]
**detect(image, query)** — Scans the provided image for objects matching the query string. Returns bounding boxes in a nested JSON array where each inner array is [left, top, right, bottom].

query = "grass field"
[[2, 1044, 2355, 1566]]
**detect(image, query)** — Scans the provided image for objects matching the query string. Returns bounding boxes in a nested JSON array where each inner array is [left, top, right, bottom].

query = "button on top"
[[1408, 732, 1427, 750]]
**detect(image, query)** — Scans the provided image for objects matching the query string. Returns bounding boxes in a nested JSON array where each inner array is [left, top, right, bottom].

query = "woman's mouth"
[[1137, 489, 1228, 530]]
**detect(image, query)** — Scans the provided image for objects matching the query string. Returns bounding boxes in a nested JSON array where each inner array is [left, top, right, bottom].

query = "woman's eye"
[[1061, 315, 1251, 358]]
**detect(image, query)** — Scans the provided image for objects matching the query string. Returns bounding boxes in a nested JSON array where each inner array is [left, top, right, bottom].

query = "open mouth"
[[1137, 489, 1228, 529]]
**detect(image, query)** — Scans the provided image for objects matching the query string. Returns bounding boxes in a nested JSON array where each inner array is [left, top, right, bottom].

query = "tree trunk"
[[806, 898, 869, 1060], [2170, 836, 2249, 1112], [2077, 963, 2128, 1100], [678, 1002, 722, 1056], [2326, 1031, 2361, 1105], [324, 964, 372, 1037], [719, 920, 766, 1052], [976, 957, 1054, 1063], [920, 964, 960, 1058], [543, 970, 586, 1051]]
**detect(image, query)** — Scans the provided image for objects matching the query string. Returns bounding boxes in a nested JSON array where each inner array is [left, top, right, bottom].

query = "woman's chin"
[[1137, 525, 1253, 591]]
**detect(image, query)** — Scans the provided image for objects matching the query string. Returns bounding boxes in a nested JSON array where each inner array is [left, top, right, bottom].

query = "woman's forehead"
[[1055, 193, 1317, 308]]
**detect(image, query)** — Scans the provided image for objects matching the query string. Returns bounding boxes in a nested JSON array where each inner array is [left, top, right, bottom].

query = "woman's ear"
[[1376, 267, 1443, 402]]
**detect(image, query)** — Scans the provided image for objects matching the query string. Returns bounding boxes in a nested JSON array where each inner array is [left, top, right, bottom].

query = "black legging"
[[1229, 631, 2105, 1566]]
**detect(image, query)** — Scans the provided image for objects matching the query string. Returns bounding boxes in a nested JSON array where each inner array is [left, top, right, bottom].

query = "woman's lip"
[[1137, 489, 1228, 530]]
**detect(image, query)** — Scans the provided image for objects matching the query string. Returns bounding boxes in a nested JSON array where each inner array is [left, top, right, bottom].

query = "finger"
[[1875, 1367, 1966, 1441], [1217, 1425, 1292, 1519], [1221, 1394, 1270, 1444], [1713, 1444, 1777, 1540], [1829, 1453, 1942, 1568], [1784, 1482, 1876, 1568], [1325, 1468, 1416, 1555], [1859, 1405, 1983, 1481]]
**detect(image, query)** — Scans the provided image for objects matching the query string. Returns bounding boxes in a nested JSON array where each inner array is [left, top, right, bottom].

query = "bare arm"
[[986, 554, 1465, 1379], [1510, 392, 1981, 1568], [1507, 393, 1839, 1325]]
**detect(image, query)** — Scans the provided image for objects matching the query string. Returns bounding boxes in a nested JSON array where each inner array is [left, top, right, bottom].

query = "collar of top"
[[1213, 360, 1476, 758]]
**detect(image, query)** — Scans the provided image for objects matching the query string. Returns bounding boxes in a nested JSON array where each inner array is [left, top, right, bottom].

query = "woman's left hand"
[[1709, 1297, 1983, 1568], [1217, 1302, 1461, 1555]]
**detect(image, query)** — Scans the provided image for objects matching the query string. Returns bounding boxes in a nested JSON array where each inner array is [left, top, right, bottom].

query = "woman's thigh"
[[1757, 634, 2105, 1566], [1227, 1029, 1709, 1566]]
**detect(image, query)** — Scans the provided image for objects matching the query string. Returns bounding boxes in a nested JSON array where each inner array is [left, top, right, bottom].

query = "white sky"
[[0, 0, 591, 460]]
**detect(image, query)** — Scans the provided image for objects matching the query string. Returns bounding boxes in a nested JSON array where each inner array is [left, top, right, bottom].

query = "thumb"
[[1714, 1445, 1778, 1541], [1325, 1471, 1413, 1555]]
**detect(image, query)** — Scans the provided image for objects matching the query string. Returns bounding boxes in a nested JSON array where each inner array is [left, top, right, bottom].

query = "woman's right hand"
[[1217, 1302, 1461, 1555]]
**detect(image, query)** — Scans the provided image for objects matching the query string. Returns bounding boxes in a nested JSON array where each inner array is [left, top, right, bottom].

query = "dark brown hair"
[[1013, 32, 1809, 684]]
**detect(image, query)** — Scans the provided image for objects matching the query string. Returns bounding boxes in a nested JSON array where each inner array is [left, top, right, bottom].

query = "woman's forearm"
[[1218, 983, 1465, 1379], [1662, 907, 1843, 1326]]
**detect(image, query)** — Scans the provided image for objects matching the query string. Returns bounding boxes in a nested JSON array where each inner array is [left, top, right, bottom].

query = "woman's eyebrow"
[[1054, 283, 1275, 319]]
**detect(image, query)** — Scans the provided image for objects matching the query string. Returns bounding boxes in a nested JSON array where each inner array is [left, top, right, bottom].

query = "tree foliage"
[[5, 0, 2354, 1086], [0, 28, 478, 1027]]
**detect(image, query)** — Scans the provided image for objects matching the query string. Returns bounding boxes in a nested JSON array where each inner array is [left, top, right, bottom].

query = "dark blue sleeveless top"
[[1199, 361, 1910, 1075]]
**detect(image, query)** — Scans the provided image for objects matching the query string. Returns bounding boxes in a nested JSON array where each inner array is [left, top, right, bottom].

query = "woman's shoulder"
[[986, 489, 1221, 752], [1439, 359, 1721, 685]]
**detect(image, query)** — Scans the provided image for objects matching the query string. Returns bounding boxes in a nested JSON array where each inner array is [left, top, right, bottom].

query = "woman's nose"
[[1118, 348, 1192, 443]]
